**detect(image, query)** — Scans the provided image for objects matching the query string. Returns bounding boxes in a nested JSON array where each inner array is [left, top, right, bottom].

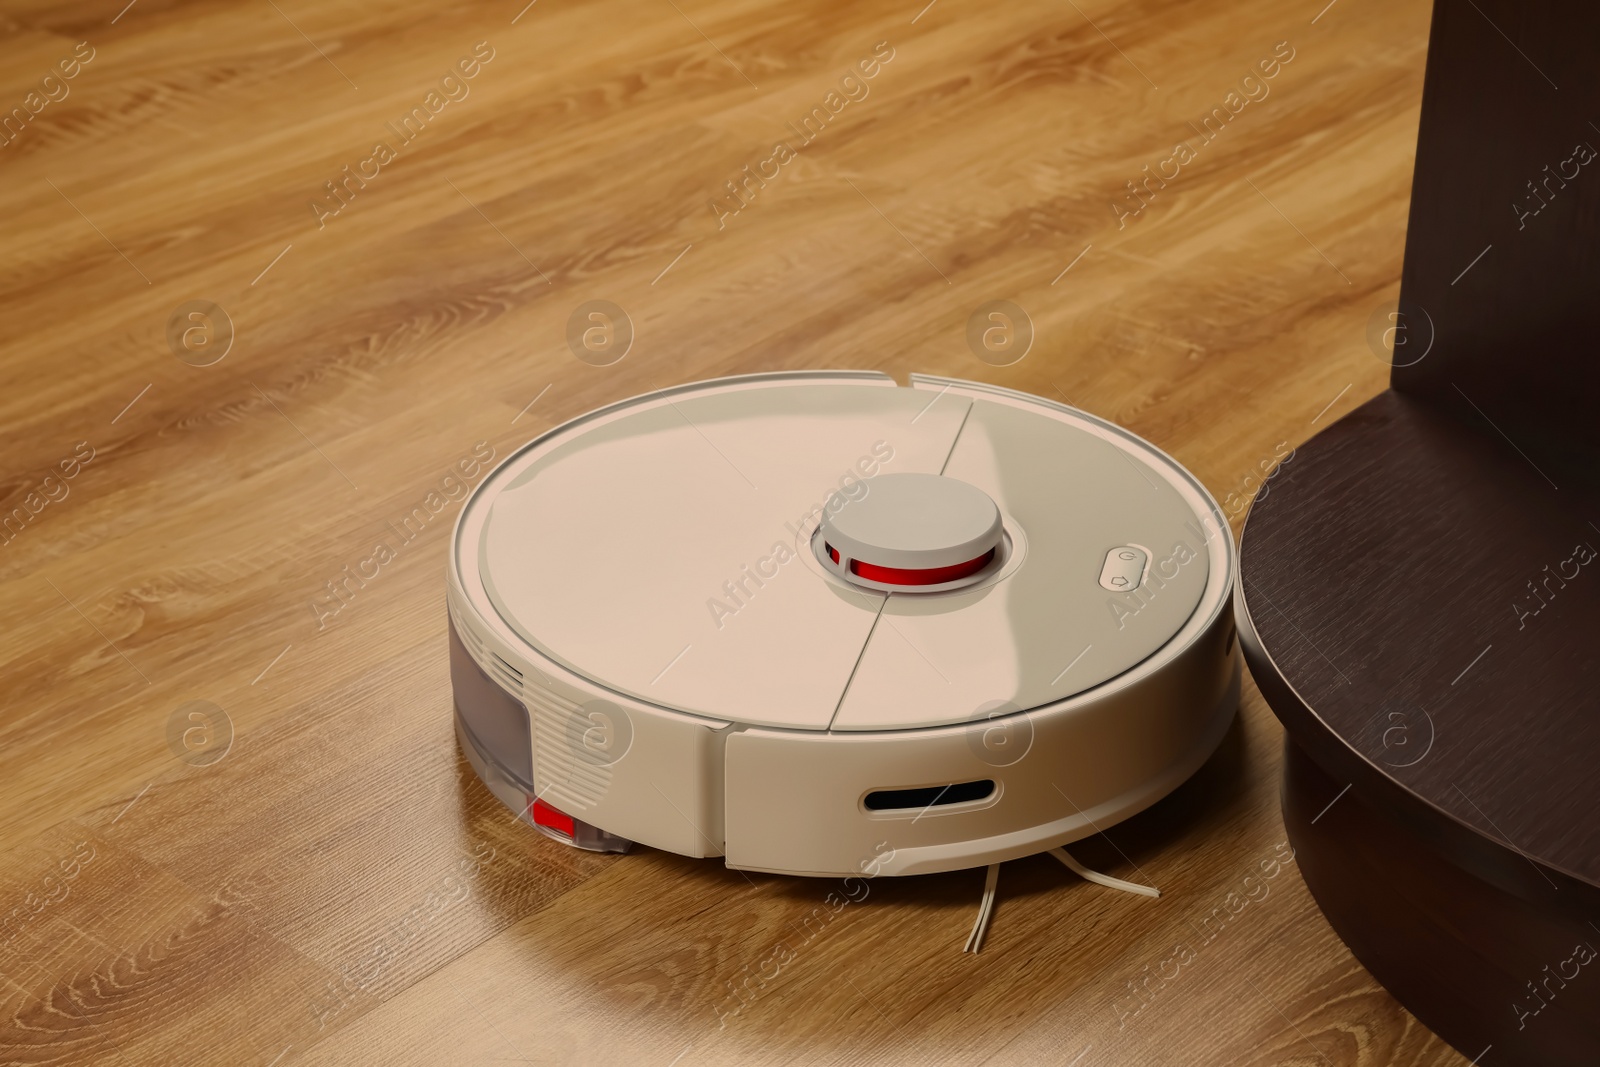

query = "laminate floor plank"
[[0, 0, 1463, 1062]]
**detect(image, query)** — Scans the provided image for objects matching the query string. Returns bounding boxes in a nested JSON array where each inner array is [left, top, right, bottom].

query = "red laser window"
[[531, 798, 575, 838], [826, 543, 994, 586]]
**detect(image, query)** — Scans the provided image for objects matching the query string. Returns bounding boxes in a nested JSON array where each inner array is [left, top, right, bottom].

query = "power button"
[[1098, 546, 1148, 592]]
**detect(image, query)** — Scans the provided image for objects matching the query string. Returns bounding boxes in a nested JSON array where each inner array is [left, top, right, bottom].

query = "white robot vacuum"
[[448, 371, 1237, 888]]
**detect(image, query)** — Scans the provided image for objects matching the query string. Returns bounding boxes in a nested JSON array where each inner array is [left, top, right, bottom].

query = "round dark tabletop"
[[1237, 389, 1600, 913]]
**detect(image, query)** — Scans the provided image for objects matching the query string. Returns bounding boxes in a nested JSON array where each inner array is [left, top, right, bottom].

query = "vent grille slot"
[[529, 686, 612, 813], [489, 652, 524, 695], [864, 780, 994, 812], [449, 588, 611, 812], [449, 594, 524, 697]]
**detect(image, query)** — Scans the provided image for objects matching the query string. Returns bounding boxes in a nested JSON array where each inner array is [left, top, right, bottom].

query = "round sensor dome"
[[818, 472, 1004, 590]]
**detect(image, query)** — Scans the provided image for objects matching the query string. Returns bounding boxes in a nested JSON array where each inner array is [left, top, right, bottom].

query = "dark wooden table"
[[1235, 3, 1600, 1062]]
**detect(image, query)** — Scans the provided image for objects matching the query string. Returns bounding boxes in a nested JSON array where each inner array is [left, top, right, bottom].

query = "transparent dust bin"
[[450, 616, 633, 855]]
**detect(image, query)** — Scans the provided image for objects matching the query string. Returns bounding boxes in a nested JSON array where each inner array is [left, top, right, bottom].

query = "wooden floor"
[[0, 0, 1468, 1063]]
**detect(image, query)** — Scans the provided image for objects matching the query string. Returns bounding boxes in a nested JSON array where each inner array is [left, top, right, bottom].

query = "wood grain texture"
[[1235, 5, 1600, 1056], [1392, 0, 1600, 486], [1240, 391, 1600, 903], [0, 0, 1464, 1063], [1283, 738, 1599, 1066]]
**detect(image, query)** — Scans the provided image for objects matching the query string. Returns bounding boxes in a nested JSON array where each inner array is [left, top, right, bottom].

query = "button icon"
[[1099, 545, 1148, 592]]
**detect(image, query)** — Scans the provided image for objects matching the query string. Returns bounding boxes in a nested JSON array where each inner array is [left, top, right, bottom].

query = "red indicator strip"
[[531, 797, 575, 837], [827, 543, 995, 586]]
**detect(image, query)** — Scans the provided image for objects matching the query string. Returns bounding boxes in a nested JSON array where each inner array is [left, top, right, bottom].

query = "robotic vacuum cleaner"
[[448, 371, 1237, 878]]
